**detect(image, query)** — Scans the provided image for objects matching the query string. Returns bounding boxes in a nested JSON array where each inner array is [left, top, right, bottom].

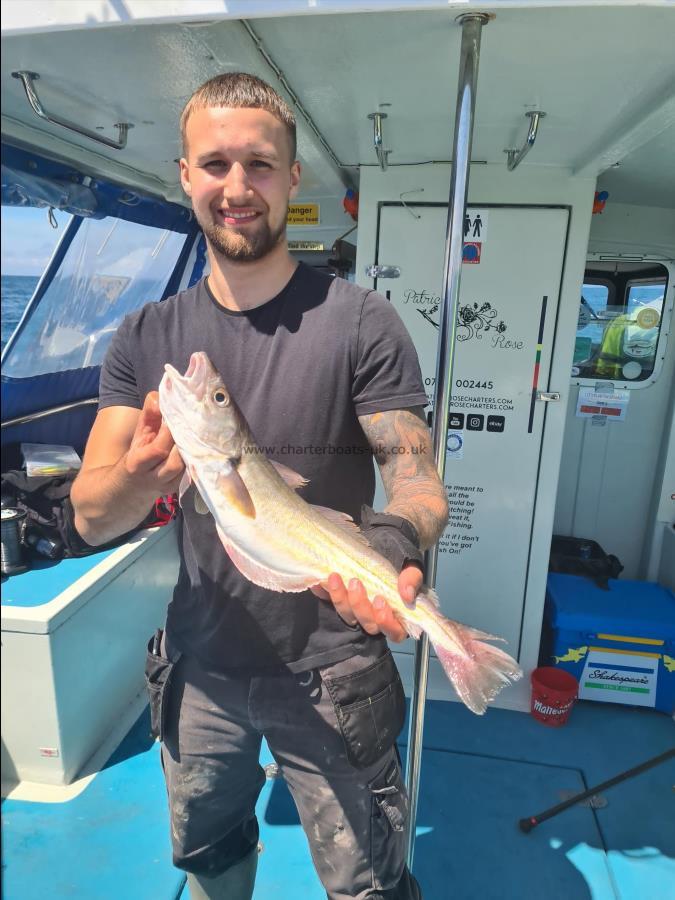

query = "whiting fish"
[[159, 352, 522, 714]]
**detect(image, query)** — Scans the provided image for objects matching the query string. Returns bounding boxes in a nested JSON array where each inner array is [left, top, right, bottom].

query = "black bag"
[[0, 470, 136, 560], [548, 534, 623, 590]]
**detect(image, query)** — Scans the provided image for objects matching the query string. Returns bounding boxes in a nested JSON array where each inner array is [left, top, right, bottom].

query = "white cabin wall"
[[587, 202, 675, 259], [554, 203, 675, 581], [356, 163, 595, 708]]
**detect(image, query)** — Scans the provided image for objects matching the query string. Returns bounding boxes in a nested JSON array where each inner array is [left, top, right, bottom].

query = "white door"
[[376, 204, 569, 668]]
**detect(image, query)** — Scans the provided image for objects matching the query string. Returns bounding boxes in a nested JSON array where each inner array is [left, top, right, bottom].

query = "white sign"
[[378, 204, 569, 649], [579, 650, 658, 707], [576, 387, 630, 422], [463, 209, 488, 242]]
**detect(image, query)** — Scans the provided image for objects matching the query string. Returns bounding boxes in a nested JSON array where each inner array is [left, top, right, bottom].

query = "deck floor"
[[3, 699, 674, 900]]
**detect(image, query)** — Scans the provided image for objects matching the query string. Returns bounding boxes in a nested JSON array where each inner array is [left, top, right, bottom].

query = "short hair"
[[180, 72, 297, 161]]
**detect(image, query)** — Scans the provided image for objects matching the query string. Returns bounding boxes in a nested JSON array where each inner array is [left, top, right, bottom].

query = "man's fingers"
[[347, 578, 381, 635], [321, 573, 409, 640], [372, 596, 408, 643], [152, 421, 177, 457], [156, 445, 186, 486], [325, 573, 358, 626], [137, 391, 162, 433], [310, 585, 331, 601], [398, 565, 424, 605]]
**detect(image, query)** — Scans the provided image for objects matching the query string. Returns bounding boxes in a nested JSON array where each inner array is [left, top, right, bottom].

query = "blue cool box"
[[544, 574, 675, 715]]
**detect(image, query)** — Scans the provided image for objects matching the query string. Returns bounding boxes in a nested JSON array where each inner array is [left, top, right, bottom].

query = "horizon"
[[1, 206, 71, 276]]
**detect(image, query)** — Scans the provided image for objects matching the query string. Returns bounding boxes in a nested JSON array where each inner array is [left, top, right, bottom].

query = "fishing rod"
[[519, 746, 675, 833]]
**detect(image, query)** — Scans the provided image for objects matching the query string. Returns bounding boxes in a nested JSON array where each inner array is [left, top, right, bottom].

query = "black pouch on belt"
[[320, 648, 406, 769], [144, 629, 181, 741]]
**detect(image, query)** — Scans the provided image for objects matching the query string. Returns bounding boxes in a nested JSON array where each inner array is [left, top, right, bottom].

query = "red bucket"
[[530, 667, 578, 727]]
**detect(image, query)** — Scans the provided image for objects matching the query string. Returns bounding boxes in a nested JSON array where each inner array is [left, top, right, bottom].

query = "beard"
[[199, 211, 286, 262]]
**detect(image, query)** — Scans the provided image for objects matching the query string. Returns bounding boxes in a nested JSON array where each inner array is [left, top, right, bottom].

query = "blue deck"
[[3, 699, 674, 900]]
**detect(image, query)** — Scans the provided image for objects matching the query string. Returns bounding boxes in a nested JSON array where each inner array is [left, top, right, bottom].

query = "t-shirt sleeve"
[[98, 315, 142, 410], [352, 291, 428, 415]]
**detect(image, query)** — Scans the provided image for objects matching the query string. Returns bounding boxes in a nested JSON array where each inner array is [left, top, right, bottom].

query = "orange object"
[[343, 189, 359, 221]]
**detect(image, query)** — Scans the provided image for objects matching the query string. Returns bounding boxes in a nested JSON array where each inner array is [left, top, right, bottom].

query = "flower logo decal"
[[457, 302, 507, 342]]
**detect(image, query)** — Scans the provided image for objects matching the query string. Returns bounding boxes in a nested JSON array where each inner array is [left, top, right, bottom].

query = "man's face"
[[180, 106, 300, 262]]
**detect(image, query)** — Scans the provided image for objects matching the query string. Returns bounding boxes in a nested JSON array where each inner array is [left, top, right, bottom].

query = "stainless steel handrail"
[[11, 71, 132, 150], [506, 110, 546, 171], [405, 11, 490, 869], [367, 112, 389, 171], [1, 398, 99, 430]]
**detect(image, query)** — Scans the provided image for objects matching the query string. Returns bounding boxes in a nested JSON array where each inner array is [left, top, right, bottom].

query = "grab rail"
[[11, 71, 132, 150], [506, 110, 546, 171], [367, 112, 389, 171], [1, 398, 99, 430]]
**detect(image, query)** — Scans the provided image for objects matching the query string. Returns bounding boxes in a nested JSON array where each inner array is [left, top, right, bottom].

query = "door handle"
[[536, 392, 561, 402]]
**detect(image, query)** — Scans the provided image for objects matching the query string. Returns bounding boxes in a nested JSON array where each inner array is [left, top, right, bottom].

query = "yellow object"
[[588, 645, 661, 659], [554, 646, 588, 663], [596, 633, 664, 646], [287, 203, 320, 225]]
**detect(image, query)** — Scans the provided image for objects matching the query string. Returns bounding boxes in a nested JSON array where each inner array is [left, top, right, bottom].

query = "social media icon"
[[448, 412, 464, 430], [467, 414, 484, 431], [487, 415, 505, 433]]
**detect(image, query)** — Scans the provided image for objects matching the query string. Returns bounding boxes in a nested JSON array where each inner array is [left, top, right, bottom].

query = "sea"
[[1, 274, 38, 353]]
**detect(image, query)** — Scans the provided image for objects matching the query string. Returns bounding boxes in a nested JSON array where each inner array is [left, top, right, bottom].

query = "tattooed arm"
[[313, 406, 448, 641], [358, 407, 448, 548]]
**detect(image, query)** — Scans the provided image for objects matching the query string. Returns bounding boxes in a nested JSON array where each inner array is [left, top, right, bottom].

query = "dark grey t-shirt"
[[99, 263, 427, 672]]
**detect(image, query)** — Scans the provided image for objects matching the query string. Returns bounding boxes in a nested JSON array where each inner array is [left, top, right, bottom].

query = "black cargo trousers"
[[145, 632, 421, 900]]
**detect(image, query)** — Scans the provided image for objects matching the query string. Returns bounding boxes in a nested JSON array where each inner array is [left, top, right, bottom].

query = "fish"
[[158, 351, 522, 715], [554, 646, 588, 664]]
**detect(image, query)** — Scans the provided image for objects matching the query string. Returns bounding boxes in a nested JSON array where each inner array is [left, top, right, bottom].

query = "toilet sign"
[[464, 210, 488, 241], [462, 209, 488, 264]]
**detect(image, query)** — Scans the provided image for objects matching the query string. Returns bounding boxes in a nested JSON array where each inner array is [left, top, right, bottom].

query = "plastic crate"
[[542, 574, 675, 714]]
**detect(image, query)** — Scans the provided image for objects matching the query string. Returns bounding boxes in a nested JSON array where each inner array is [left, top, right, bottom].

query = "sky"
[[1, 206, 72, 276]]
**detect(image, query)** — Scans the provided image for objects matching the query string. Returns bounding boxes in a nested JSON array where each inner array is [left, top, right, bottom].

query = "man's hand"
[[311, 564, 422, 642], [125, 391, 185, 490], [72, 393, 186, 546]]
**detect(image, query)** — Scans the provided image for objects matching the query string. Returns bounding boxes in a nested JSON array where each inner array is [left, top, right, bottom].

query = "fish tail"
[[414, 592, 522, 715]]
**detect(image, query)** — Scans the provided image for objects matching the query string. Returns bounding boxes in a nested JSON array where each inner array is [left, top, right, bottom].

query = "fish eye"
[[213, 390, 229, 406]]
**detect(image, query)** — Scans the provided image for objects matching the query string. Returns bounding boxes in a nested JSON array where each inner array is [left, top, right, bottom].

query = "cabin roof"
[[2, 2, 674, 209]]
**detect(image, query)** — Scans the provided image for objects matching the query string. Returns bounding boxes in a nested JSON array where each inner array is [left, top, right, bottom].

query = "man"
[[71, 72, 448, 900]]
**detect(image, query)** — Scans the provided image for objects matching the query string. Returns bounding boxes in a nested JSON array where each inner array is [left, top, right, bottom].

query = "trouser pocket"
[[370, 757, 411, 893], [145, 629, 180, 741], [320, 648, 406, 769]]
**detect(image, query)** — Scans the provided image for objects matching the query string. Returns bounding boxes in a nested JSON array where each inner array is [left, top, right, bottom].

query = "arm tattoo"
[[358, 407, 449, 549]]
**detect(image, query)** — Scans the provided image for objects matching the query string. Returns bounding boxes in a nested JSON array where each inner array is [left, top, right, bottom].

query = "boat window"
[[3, 216, 187, 377], [571, 264, 668, 385]]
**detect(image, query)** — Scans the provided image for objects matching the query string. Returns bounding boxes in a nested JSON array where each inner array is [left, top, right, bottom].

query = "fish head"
[[159, 352, 247, 460]]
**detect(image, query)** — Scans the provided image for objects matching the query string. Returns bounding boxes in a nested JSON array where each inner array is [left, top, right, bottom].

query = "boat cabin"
[[1, 2, 674, 898]]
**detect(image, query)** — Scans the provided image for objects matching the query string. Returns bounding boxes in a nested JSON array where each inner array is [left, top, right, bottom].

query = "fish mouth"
[[163, 352, 214, 400]]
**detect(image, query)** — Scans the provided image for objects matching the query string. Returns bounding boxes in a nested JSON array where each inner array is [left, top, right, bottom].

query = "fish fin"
[[310, 505, 372, 547], [215, 466, 256, 519], [194, 489, 210, 515], [420, 586, 440, 609], [215, 525, 320, 592], [403, 620, 423, 639], [270, 461, 309, 490], [178, 470, 191, 506], [427, 615, 523, 715]]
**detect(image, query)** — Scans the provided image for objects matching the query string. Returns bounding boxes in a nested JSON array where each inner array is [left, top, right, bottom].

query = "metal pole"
[[405, 11, 490, 869]]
